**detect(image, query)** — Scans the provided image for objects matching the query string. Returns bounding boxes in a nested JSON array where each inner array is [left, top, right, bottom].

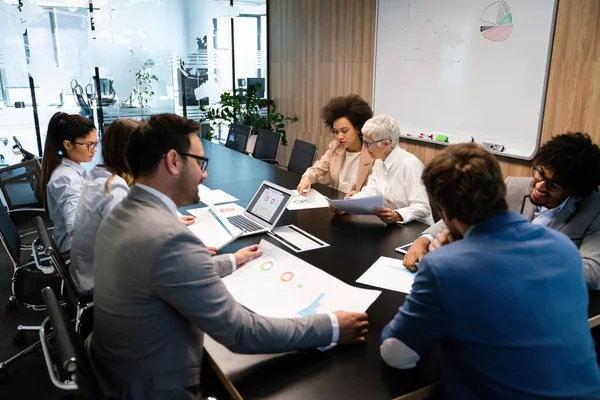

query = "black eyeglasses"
[[74, 141, 99, 151], [162, 151, 209, 171], [363, 138, 386, 149], [532, 167, 563, 192]]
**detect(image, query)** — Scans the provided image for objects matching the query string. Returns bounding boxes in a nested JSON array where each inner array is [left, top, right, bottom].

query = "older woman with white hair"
[[345, 115, 434, 225]]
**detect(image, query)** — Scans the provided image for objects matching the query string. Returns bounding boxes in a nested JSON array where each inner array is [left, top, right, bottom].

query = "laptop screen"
[[246, 183, 291, 225]]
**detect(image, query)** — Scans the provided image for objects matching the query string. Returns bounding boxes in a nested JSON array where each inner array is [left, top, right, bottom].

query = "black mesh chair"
[[0, 157, 44, 212], [286, 139, 318, 175], [225, 124, 251, 153], [39, 287, 107, 399], [252, 128, 280, 164], [35, 216, 93, 334]]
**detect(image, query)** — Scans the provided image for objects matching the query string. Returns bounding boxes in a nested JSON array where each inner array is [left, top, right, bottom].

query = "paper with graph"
[[356, 256, 417, 294], [222, 240, 381, 318], [287, 190, 329, 211]]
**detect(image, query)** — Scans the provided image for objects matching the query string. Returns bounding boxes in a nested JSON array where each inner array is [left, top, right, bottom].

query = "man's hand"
[[329, 205, 346, 214], [372, 207, 402, 224], [207, 246, 218, 256], [429, 229, 456, 251], [233, 245, 263, 267], [179, 215, 195, 226], [344, 190, 358, 199], [403, 237, 430, 271], [297, 177, 312, 196], [334, 311, 369, 344]]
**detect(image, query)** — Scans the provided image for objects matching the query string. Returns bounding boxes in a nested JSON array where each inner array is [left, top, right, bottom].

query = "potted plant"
[[199, 83, 296, 147], [120, 59, 158, 109]]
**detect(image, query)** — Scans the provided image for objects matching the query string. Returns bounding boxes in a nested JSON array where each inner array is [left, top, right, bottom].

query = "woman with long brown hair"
[[41, 112, 97, 253]]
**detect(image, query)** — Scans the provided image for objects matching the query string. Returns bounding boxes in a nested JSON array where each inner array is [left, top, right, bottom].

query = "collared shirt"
[[532, 196, 570, 226], [136, 184, 341, 346], [71, 166, 130, 294], [47, 157, 88, 253], [351, 146, 434, 225]]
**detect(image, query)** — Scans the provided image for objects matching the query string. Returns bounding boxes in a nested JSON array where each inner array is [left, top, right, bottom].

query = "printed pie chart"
[[480, 1, 513, 42]]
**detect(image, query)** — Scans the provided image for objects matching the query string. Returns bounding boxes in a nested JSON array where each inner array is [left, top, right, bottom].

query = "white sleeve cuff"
[[420, 233, 435, 243], [380, 338, 420, 369], [318, 313, 340, 351], [395, 209, 413, 225], [228, 254, 237, 272]]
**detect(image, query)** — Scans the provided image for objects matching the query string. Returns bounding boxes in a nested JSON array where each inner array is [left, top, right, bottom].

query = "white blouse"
[[337, 151, 361, 194]]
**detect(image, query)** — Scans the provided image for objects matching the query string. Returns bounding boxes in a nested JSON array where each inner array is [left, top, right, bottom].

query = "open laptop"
[[224, 181, 293, 236]]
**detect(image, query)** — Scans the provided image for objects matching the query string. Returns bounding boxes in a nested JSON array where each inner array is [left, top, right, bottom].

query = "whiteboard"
[[373, 0, 558, 159]]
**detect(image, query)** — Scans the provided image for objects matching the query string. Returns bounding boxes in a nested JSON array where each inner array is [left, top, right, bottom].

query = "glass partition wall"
[[0, 0, 267, 162]]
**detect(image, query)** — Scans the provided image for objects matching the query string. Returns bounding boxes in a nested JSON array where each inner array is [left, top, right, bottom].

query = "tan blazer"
[[303, 140, 374, 192]]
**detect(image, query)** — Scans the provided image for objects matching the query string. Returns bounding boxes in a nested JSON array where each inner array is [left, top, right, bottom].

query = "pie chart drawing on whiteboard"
[[480, 1, 513, 42]]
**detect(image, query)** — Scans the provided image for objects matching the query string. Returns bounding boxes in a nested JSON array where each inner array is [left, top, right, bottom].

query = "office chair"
[[225, 124, 251, 153], [251, 128, 280, 164], [286, 139, 319, 175], [39, 287, 107, 399], [0, 157, 44, 212], [35, 216, 93, 334], [0, 208, 61, 380]]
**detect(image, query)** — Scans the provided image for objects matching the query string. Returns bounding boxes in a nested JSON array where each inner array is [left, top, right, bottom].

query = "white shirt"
[[337, 151, 361, 194], [71, 166, 130, 293], [351, 146, 434, 225], [47, 157, 88, 253], [136, 184, 340, 345]]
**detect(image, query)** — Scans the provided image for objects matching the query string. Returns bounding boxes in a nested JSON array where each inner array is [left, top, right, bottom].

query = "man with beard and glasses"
[[404, 132, 600, 289], [90, 114, 369, 399], [381, 143, 600, 399]]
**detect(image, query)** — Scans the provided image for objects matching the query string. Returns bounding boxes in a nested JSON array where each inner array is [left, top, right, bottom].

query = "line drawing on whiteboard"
[[480, 1, 514, 42], [405, 2, 461, 63]]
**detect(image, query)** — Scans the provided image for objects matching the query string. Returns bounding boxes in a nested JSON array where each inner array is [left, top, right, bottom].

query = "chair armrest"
[[8, 208, 46, 214]]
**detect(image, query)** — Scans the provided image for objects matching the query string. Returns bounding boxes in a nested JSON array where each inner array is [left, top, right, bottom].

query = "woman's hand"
[[297, 176, 312, 196]]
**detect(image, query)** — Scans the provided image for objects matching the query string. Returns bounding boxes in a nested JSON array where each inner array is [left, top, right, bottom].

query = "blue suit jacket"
[[382, 211, 600, 399]]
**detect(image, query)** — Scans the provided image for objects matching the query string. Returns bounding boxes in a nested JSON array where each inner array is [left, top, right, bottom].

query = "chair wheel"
[[13, 330, 26, 344], [5, 298, 16, 311]]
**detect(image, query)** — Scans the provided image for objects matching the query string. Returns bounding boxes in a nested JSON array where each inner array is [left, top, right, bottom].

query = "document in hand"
[[356, 256, 416, 294], [187, 206, 243, 250], [222, 240, 381, 318], [326, 195, 384, 215]]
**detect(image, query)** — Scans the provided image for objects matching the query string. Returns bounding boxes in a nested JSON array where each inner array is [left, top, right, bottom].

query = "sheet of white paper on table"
[[211, 202, 246, 217], [187, 206, 243, 250], [356, 256, 416, 294], [327, 195, 384, 215], [269, 225, 329, 252], [197, 184, 239, 205], [186, 207, 207, 217], [286, 190, 330, 210], [222, 240, 381, 318]]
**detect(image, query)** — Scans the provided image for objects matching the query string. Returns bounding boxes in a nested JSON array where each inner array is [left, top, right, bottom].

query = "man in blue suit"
[[380, 143, 600, 399]]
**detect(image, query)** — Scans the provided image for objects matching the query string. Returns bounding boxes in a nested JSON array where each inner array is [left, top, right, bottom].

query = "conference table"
[[183, 139, 600, 399], [180, 139, 442, 399]]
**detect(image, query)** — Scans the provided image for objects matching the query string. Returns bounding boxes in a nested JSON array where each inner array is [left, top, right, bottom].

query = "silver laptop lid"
[[243, 181, 293, 230]]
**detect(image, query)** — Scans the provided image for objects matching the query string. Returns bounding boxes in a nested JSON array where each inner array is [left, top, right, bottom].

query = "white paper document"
[[268, 225, 329, 252], [222, 240, 381, 318], [356, 256, 416, 294], [327, 195, 384, 215], [187, 206, 243, 250], [197, 184, 239, 205], [287, 190, 330, 211]]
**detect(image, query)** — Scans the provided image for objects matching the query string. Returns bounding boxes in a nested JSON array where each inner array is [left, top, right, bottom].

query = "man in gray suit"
[[403, 132, 600, 290], [91, 114, 369, 399]]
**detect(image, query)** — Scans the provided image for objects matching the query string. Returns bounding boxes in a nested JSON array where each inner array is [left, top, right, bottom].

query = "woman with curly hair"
[[297, 94, 374, 195]]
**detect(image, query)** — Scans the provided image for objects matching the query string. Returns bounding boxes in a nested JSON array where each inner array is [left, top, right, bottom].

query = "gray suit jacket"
[[91, 186, 332, 399], [422, 176, 600, 290]]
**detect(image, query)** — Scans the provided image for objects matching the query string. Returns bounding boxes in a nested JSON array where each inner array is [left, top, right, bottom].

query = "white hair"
[[362, 115, 400, 146]]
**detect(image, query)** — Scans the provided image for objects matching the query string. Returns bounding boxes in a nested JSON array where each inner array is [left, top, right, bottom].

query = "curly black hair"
[[320, 94, 373, 133], [533, 132, 600, 197]]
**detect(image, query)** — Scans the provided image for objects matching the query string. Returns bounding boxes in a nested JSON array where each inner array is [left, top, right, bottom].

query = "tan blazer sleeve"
[[302, 140, 337, 185]]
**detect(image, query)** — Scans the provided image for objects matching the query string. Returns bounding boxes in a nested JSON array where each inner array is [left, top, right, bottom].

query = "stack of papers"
[[287, 190, 329, 210], [197, 184, 239, 205], [326, 195, 384, 215], [356, 256, 416, 294]]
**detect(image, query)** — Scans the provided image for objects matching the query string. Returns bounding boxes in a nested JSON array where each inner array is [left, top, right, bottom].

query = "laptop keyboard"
[[227, 215, 264, 232]]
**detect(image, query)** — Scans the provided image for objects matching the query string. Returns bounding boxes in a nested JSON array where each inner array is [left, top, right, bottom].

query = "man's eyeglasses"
[[532, 167, 563, 192], [363, 138, 386, 149], [74, 141, 99, 152], [162, 151, 209, 171]]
